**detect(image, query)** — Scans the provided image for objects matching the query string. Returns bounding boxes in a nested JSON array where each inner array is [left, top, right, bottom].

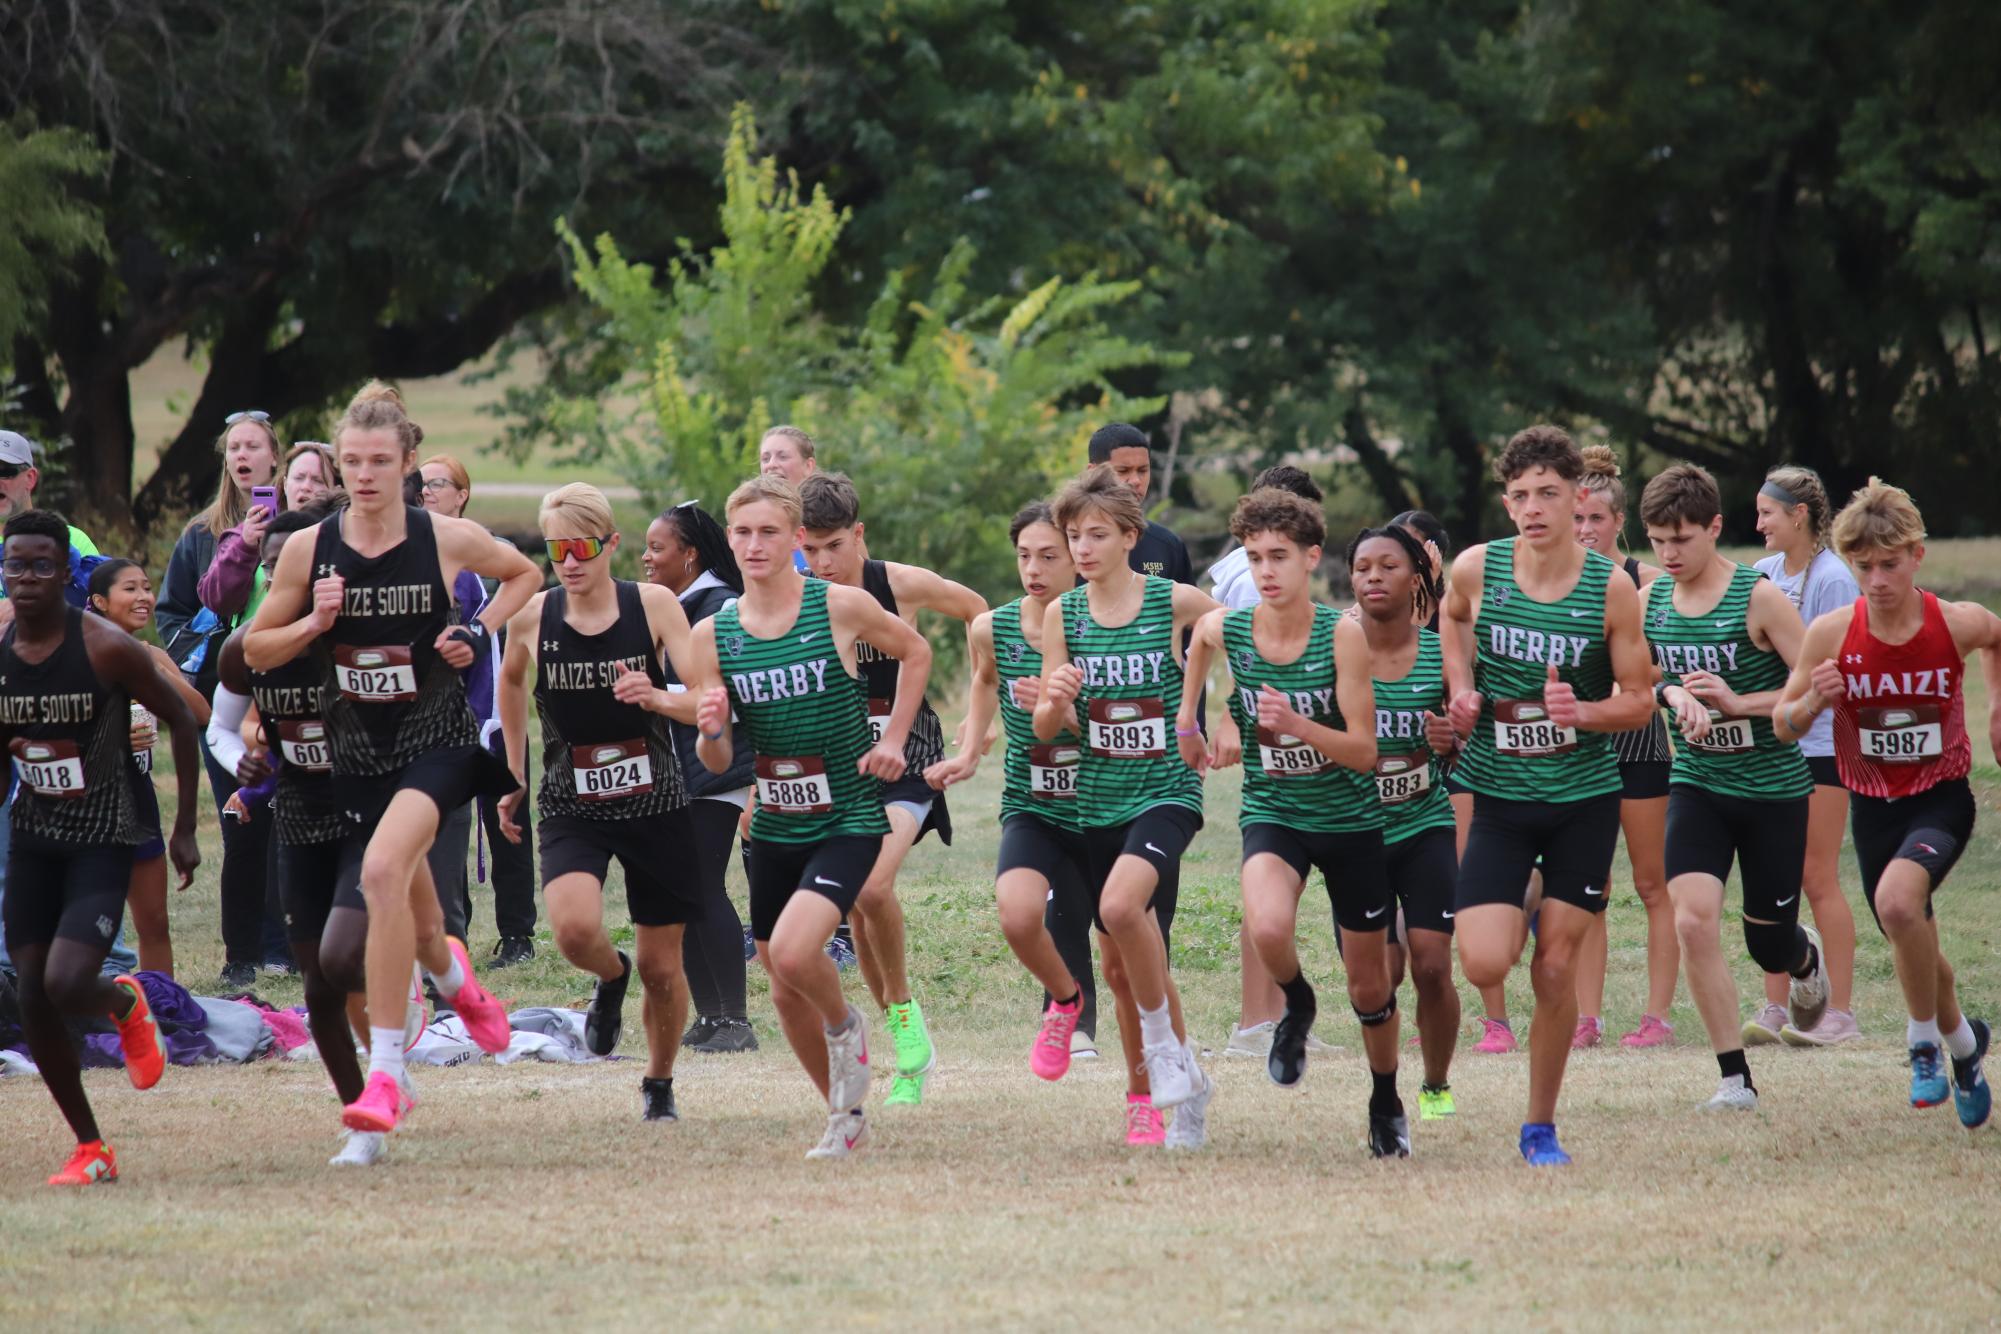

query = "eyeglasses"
[[420, 478, 458, 493], [0, 463, 24, 481], [225, 410, 271, 425], [544, 536, 611, 564], [2, 556, 61, 579]]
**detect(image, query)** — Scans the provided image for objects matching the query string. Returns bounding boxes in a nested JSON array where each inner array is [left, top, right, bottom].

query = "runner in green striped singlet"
[[1183, 490, 1412, 1158], [926, 503, 1095, 1084], [1350, 523, 1464, 1124], [1638, 464, 1827, 1112], [1035, 466, 1222, 1149], [680, 475, 932, 1160], [1439, 426, 1656, 1167]]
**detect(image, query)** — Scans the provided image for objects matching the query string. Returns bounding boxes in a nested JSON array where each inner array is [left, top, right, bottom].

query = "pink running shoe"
[[342, 1070, 413, 1133], [1474, 1018, 1517, 1054], [1572, 1017, 1603, 1050], [1125, 1094, 1166, 1146], [445, 937, 511, 1055], [1031, 998, 1081, 1081], [1621, 1014, 1674, 1048]]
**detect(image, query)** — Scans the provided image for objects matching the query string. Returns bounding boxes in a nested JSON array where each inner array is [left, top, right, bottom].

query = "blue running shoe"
[[1910, 1042, 1949, 1108], [825, 929, 858, 971], [1519, 1122, 1571, 1166], [1950, 1019, 1991, 1130]]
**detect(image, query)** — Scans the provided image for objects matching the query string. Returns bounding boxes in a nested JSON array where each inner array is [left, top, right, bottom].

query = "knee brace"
[[1743, 918, 1806, 976], [1353, 994, 1398, 1027]]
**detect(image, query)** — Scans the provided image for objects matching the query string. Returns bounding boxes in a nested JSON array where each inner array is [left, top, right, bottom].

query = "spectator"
[[1205, 465, 1327, 609], [759, 425, 818, 571], [282, 442, 339, 512]]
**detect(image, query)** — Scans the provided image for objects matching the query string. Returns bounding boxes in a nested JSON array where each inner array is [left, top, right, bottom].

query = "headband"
[[1759, 480, 1804, 508]]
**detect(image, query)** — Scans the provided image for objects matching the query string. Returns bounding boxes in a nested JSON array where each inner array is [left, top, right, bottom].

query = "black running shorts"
[[1851, 778, 1975, 926], [881, 772, 952, 846], [2, 830, 136, 954], [335, 743, 518, 827], [748, 833, 883, 942], [1665, 786, 1808, 921], [1385, 826, 1458, 942], [998, 813, 1090, 889], [1620, 759, 1671, 801], [540, 806, 702, 928], [1807, 755, 1843, 790], [277, 833, 365, 945], [1242, 822, 1391, 934], [1079, 804, 1202, 933], [1456, 791, 1622, 915], [130, 764, 165, 861]]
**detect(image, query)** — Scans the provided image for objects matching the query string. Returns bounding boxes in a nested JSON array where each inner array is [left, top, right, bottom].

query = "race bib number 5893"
[[1087, 697, 1166, 759]]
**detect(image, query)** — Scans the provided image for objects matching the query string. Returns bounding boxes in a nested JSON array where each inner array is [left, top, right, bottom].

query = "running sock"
[[1369, 1069, 1400, 1116], [1789, 937, 1820, 980], [1055, 990, 1081, 1010], [1278, 970, 1317, 1016], [427, 954, 468, 1000], [1908, 1016, 1943, 1050], [1718, 1048, 1753, 1090], [1138, 1001, 1176, 1049], [824, 1006, 857, 1038], [368, 1026, 406, 1081], [1943, 1019, 1979, 1060]]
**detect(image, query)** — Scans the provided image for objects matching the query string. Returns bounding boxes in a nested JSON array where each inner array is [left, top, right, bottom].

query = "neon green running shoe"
[[1418, 1083, 1455, 1120], [887, 998, 935, 1078], [885, 1072, 925, 1106]]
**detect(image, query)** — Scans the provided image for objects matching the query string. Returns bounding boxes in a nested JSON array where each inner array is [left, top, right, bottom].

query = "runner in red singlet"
[[1774, 478, 1997, 1129]]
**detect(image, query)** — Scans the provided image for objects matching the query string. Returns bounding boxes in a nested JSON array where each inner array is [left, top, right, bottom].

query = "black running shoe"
[[218, 961, 258, 991], [1368, 1108, 1412, 1159], [490, 935, 535, 968], [694, 1017, 759, 1054], [585, 951, 632, 1057], [682, 1015, 720, 1049], [1268, 1002, 1315, 1088], [642, 1076, 678, 1122]]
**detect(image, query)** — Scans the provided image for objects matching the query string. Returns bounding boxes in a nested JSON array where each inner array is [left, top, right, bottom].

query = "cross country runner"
[[1637, 464, 1829, 1111], [1035, 466, 1221, 1149], [1350, 522, 1463, 1123], [496, 483, 708, 1122], [1, 509, 200, 1186], [685, 474, 932, 1158], [246, 382, 539, 1137], [1442, 425, 1655, 1167], [924, 502, 1095, 1089], [1182, 490, 1411, 1156], [1774, 478, 1996, 1130], [797, 471, 986, 1105]]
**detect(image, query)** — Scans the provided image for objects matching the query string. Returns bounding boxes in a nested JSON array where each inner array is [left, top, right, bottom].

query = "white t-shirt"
[[1755, 547, 1859, 759], [1206, 546, 1260, 610]]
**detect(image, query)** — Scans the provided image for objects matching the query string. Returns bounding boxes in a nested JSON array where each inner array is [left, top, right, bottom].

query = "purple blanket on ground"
[[78, 971, 218, 1068]]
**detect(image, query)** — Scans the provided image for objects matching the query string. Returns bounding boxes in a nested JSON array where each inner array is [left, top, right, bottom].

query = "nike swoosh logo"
[[1144, 843, 1166, 857], [1569, 609, 1590, 618], [1584, 886, 1603, 896], [1440, 911, 1454, 919], [1365, 906, 1386, 919], [800, 632, 821, 643], [814, 876, 843, 888], [1137, 625, 1161, 635], [1775, 895, 1796, 907]]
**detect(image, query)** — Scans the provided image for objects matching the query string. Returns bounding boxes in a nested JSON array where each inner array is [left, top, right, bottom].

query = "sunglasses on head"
[[225, 410, 272, 425], [545, 536, 611, 564]]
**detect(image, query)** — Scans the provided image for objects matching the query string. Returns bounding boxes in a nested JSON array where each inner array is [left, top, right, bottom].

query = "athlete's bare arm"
[[90, 618, 200, 887], [1032, 601, 1079, 743], [1679, 575, 1805, 721], [927, 612, 997, 790], [828, 581, 931, 781], [244, 525, 336, 671], [1174, 609, 1228, 772], [885, 562, 988, 625], [432, 516, 542, 668], [493, 593, 543, 840], [1441, 543, 1487, 733], [684, 619, 734, 775], [605, 584, 702, 726], [1169, 580, 1239, 762], [1773, 606, 1856, 742], [1942, 599, 2001, 762], [1555, 568, 1651, 734]]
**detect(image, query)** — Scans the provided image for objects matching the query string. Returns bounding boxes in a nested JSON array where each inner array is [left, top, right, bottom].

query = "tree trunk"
[[1341, 403, 1416, 517]]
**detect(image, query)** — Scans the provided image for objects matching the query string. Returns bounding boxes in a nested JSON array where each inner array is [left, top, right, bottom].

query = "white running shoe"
[[805, 1111, 869, 1160], [1703, 1074, 1758, 1111], [404, 964, 427, 1053], [1741, 1002, 1788, 1047], [1304, 1031, 1342, 1054], [1165, 1046, 1214, 1151], [1070, 1029, 1099, 1060], [1142, 1039, 1196, 1109], [824, 1005, 872, 1113], [1224, 1022, 1274, 1058], [1786, 925, 1830, 1034], [330, 1129, 386, 1166]]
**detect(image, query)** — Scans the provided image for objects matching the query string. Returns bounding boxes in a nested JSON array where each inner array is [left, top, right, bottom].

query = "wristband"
[[700, 728, 724, 741], [1174, 724, 1199, 737], [1653, 681, 1672, 709], [449, 621, 489, 652]]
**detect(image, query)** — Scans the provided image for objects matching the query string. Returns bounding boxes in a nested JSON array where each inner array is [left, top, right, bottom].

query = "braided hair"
[[1345, 523, 1444, 628], [659, 501, 742, 594]]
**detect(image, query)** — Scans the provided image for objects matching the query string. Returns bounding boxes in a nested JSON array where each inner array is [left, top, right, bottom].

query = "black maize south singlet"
[[1453, 538, 1621, 803], [1222, 604, 1381, 834], [249, 652, 346, 845], [1372, 626, 1457, 844], [1646, 564, 1810, 801], [0, 607, 138, 844], [992, 597, 1082, 829], [534, 582, 683, 821], [856, 559, 946, 773], [311, 506, 476, 776], [715, 577, 888, 844], [1058, 575, 1202, 827], [1612, 556, 1673, 766]]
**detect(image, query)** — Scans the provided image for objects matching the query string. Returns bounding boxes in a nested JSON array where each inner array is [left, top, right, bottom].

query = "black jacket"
[[665, 580, 755, 800]]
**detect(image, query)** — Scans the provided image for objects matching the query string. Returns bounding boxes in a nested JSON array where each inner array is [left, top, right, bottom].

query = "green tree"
[[0, 118, 105, 362]]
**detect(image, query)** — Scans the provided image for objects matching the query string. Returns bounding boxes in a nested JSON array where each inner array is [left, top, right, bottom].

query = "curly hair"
[[1493, 424, 1583, 486]]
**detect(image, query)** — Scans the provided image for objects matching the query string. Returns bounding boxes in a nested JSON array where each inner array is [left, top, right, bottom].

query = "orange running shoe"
[[48, 1140, 118, 1186], [112, 975, 165, 1090]]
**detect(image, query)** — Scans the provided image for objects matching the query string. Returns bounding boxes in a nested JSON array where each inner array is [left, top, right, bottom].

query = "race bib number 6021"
[[333, 643, 418, 702]]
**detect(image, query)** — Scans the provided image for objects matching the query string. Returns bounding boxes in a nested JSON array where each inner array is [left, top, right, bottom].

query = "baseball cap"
[[0, 431, 35, 467]]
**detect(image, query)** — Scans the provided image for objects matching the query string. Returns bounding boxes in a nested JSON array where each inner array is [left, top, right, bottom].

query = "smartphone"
[[250, 484, 278, 515]]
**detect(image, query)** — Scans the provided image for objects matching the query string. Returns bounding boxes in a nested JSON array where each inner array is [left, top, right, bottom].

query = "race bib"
[[17, 739, 86, 799], [1257, 725, 1331, 778], [571, 739, 654, 802], [1375, 749, 1434, 805], [333, 644, 418, 702], [273, 719, 333, 773], [1493, 699, 1577, 758], [755, 755, 835, 813], [1684, 710, 1754, 755], [1857, 705, 1943, 765], [1087, 697, 1167, 759], [1028, 742, 1081, 799], [867, 697, 892, 746]]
